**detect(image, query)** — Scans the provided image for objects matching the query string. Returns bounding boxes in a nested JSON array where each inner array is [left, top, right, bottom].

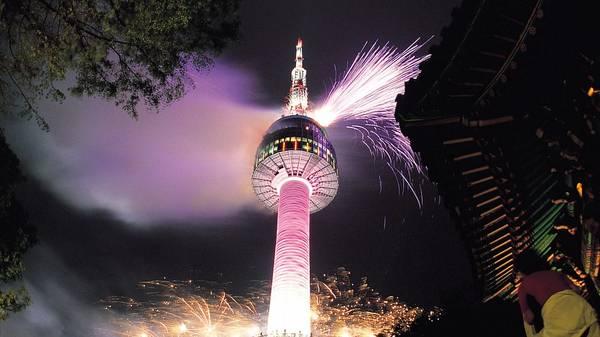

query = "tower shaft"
[[267, 178, 311, 337]]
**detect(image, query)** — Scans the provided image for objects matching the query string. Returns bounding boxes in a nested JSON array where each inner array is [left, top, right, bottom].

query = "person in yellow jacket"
[[516, 250, 600, 337]]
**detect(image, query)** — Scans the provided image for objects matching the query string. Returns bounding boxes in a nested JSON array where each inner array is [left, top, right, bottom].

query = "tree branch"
[[34, 0, 134, 46]]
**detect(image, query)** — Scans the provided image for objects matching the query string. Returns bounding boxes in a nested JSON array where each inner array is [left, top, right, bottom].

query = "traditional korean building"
[[396, 0, 600, 302]]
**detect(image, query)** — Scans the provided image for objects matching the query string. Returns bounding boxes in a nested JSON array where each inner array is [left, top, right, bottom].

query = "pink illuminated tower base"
[[267, 178, 311, 336]]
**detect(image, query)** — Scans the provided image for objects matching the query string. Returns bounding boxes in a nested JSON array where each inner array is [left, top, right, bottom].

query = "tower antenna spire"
[[288, 38, 308, 115]]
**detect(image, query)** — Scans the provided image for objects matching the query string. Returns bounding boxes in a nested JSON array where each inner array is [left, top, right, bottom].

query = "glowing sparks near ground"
[[312, 39, 431, 207], [311, 267, 439, 337], [102, 269, 441, 337], [101, 280, 262, 337]]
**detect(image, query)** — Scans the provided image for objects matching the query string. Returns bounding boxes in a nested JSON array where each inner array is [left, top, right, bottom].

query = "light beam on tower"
[[252, 39, 339, 337]]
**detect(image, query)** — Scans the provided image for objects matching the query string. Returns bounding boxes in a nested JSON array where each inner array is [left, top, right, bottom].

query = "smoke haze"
[[4, 63, 277, 225]]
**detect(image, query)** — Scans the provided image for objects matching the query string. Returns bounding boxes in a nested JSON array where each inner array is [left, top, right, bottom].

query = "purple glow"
[[268, 178, 311, 336], [4, 63, 277, 225]]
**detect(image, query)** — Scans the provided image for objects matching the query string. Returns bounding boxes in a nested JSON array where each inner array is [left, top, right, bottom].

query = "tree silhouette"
[[0, 129, 36, 320], [0, 0, 240, 128]]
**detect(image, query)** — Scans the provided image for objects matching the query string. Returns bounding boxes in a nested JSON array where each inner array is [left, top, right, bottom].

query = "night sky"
[[1, 1, 473, 336]]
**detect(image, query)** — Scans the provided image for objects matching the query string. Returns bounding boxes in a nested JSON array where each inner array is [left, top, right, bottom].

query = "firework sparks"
[[101, 269, 440, 337], [311, 267, 432, 337], [101, 279, 265, 337], [312, 39, 431, 207]]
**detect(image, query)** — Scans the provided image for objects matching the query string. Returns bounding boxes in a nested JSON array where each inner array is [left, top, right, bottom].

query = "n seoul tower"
[[251, 39, 339, 337]]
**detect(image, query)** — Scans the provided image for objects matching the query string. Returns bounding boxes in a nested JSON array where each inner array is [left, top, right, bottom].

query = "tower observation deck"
[[251, 39, 339, 337]]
